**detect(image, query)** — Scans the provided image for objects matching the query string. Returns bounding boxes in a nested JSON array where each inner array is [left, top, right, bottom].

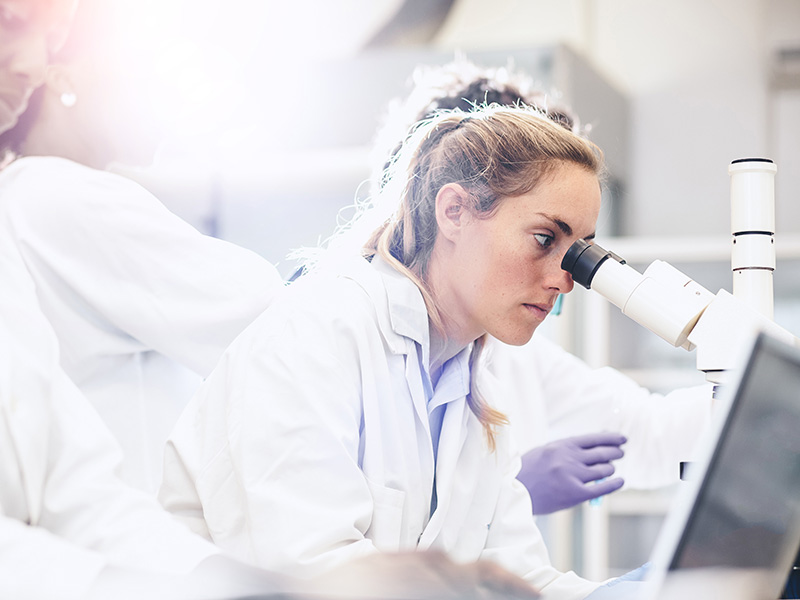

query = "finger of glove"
[[588, 476, 624, 498], [578, 462, 617, 483], [569, 476, 624, 504], [572, 432, 627, 449], [530, 484, 594, 514], [577, 444, 625, 465], [560, 475, 624, 505]]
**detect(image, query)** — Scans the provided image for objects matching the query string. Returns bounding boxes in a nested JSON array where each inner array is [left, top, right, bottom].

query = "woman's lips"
[[523, 303, 552, 319]]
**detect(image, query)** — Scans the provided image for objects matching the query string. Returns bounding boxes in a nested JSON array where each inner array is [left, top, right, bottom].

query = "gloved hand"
[[582, 563, 651, 599], [518, 432, 626, 514]]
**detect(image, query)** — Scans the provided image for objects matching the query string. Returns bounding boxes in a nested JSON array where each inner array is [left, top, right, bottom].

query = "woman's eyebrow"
[[540, 214, 596, 241], [540, 214, 573, 236]]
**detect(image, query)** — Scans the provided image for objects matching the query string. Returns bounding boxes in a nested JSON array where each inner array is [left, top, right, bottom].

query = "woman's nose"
[[557, 268, 575, 294], [547, 256, 574, 294]]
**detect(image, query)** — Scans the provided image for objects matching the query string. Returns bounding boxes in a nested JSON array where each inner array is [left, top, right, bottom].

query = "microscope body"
[[560, 157, 798, 384], [582, 253, 797, 383]]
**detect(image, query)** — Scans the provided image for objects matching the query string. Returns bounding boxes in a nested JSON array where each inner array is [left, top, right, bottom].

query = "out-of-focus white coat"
[[486, 335, 713, 490], [0, 156, 285, 491], [0, 230, 219, 600], [160, 257, 600, 600]]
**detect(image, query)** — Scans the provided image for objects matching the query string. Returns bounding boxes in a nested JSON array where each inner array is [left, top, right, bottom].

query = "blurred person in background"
[[0, 0, 285, 493], [0, 1, 282, 597], [0, 246, 291, 599], [0, 0, 73, 135]]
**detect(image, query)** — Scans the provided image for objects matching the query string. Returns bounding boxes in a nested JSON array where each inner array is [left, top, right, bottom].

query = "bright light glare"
[[98, 0, 400, 154], [106, 0, 249, 141]]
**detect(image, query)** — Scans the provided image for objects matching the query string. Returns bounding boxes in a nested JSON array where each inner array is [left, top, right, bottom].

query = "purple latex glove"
[[518, 432, 627, 515]]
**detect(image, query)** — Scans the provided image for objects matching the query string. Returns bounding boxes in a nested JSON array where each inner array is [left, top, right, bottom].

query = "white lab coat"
[[0, 230, 220, 600], [160, 256, 600, 600], [485, 336, 714, 490], [0, 156, 285, 492]]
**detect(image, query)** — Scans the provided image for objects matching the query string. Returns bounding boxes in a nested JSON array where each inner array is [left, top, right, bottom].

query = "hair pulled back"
[[367, 103, 602, 324], [363, 104, 603, 446]]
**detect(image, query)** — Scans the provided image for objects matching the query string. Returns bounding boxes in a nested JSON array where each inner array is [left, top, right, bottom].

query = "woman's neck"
[[430, 327, 466, 373], [19, 92, 108, 170], [22, 124, 104, 170], [428, 325, 467, 387], [424, 245, 482, 383]]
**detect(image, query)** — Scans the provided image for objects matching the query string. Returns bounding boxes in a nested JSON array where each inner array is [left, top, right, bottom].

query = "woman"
[[0, 234, 291, 599], [0, 2, 286, 597], [160, 105, 606, 599], [0, 0, 284, 492], [382, 59, 713, 516]]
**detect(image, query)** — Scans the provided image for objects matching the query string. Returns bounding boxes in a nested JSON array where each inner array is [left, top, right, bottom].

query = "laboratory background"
[[117, 0, 800, 581]]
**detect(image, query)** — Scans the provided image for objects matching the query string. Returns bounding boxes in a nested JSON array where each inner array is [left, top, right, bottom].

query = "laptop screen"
[[669, 333, 800, 571]]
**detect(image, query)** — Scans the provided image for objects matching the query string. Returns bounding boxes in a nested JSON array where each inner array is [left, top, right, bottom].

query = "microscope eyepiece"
[[561, 239, 624, 289]]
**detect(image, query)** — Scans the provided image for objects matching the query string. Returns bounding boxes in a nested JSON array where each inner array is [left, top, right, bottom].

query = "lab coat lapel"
[[369, 257, 434, 439], [344, 256, 437, 513], [417, 350, 478, 548], [403, 348, 431, 440], [418, 399, 471, 548], [341, 256, 428, 355]]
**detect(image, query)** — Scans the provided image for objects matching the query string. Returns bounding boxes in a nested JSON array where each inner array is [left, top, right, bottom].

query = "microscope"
[[561, 157, 800, 595], [561, 157, 799, 387]]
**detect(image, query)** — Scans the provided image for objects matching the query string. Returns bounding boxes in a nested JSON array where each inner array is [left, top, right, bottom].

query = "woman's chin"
[[493, 324, 538, 347]]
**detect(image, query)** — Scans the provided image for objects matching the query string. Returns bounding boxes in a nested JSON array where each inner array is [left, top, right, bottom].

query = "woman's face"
[[438, 161, 601, 346], [0, 0, 75, 133]]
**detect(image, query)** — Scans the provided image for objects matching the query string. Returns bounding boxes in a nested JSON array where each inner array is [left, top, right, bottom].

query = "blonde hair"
[[316, 104, 604, 448]]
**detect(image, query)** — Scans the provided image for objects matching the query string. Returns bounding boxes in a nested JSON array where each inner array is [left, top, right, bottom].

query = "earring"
[[60, 91, 77, 108]]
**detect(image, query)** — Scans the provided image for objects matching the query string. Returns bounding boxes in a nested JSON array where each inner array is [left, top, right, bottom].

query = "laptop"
[[641, 330, 800, 600]]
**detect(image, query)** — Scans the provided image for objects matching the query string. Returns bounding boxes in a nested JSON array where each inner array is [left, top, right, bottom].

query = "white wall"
[[137, 0, 799, 267], [432, 0, 800, 237]]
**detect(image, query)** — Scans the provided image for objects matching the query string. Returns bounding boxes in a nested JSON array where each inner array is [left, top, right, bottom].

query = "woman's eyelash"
[[533, 233, 554, 248]]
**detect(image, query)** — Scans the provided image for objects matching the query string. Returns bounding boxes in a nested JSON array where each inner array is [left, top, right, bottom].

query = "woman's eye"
[[533, 233, 554, 249]]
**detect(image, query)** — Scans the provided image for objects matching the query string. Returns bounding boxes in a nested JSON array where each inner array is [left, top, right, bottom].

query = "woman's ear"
[[435, 183, 471, 242], [44, 64, 77, 108]]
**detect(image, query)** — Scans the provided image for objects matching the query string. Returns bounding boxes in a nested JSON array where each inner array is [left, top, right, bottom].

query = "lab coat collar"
[[371, 256, 430, 348], [341, 255, 430, 355], [428, 346, 472, 411], [364, 256, 472, 404]]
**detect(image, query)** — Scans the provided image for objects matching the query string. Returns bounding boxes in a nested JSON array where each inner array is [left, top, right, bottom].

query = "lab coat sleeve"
[[535, 337, 714, 489], [40, 368, 220, 573], [0, 247, 219, 599], [0, 515, 107, 600], [495, 336, 714, 489], [2, 156, 285, 377], [162, 287, 383, 577]]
